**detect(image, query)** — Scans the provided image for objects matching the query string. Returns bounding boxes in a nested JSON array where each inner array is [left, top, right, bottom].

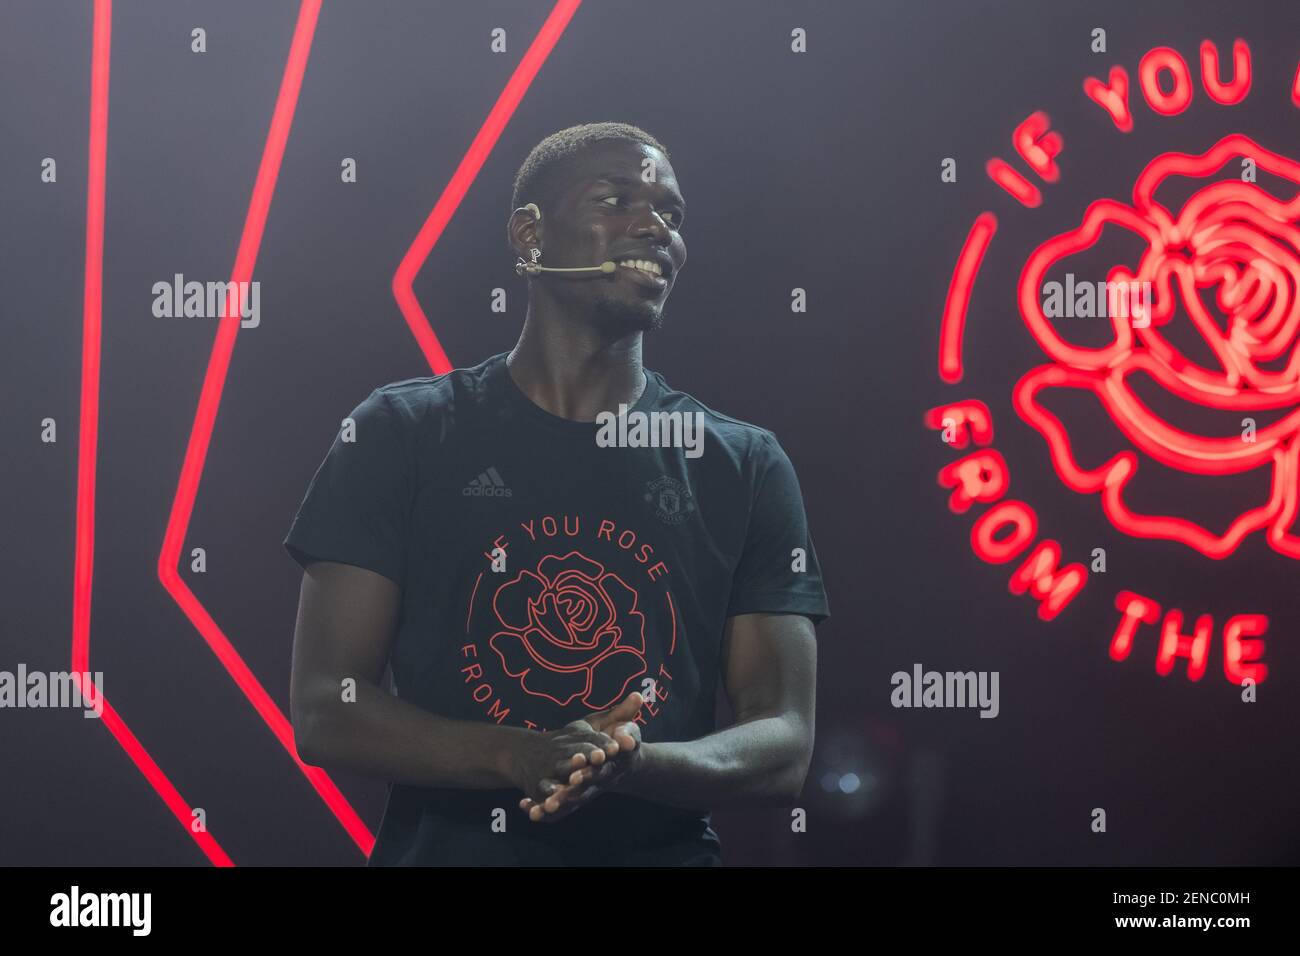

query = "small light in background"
[[810, 724, 896, 818]]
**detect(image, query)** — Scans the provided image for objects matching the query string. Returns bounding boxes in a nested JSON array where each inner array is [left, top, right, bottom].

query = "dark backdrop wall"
[[2, 0, 1297, 865]]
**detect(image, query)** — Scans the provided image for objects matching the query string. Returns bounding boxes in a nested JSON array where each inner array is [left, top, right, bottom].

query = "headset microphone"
[[514, 201, 617, 277], [514, 259, 617, 276]]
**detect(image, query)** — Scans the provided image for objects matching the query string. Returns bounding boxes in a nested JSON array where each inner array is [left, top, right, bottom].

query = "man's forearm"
[[295, 678, 531, 791], [615, 714, 810, 811]]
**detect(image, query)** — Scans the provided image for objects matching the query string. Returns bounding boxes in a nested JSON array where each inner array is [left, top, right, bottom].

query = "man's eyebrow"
[[590, 175, 686, 209]]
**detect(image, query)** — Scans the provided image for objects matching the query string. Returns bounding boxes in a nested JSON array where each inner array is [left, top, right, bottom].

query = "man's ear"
[[507, 207, 541, 259]]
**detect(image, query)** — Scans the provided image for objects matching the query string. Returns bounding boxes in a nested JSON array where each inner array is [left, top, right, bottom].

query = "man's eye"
[[598, 196, 683, 228]]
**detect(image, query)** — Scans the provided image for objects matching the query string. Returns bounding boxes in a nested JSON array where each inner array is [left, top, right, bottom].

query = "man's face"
[[530, 141, 687, 333]]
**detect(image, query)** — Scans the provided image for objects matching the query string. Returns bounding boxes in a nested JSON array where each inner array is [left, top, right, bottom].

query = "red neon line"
[[1200, 39, 1251, 105], [393, 0, 584, 374], [1013, 364, 1284, 558], [1138, 46, 1193, 116], [1013, 111, 1061, 183], [154, 1, 378, 859], [95, 689, 234, 865], [71, 0, 233, 868], [1083, 66, 1134, 133], [985, 158, 1041, 208], [152, 0, 584, 862], [73, 0, 110, 678], [939, 212, 997, 383]]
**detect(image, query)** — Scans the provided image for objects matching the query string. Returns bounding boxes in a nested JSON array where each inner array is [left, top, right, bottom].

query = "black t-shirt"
[[283, 352, 830, 865]]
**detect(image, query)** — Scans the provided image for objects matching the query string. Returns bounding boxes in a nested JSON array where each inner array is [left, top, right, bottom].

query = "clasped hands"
[[512, 691, 644, 823]]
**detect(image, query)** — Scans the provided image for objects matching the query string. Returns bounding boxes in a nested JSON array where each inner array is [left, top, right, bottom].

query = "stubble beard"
[[590, 288, 665, 335]]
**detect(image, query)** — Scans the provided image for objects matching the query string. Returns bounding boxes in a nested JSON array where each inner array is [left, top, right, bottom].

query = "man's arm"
[[529, 611, 816, 818], [618, 611, 815, 809], [289, 560, 631, 799]]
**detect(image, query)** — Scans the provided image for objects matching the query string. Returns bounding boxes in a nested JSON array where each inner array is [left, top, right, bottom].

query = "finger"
[[589, 691, 643, 732], [584, 692, 639, 732], [554, 751, 591, 780], [572, 744, 608, 766], [567, 766, 596, 787], [556, 738, 615, 778], [534, 786, 578, 821], [523, 777, 560, 805], [555, 769, 608, 805], [534, 776, 566, 796], [611, 722, 639, 751], [521, 797, 549, 817], [541, 785, 600, 823], [543, 779, 592, 813], [567, 756, 621, 791], [581, 731, 620, 757], [543, 757, 617, 809], [554, 744, 629, 793], [533, 777, 560, 801], [528, 785, 572, 820]]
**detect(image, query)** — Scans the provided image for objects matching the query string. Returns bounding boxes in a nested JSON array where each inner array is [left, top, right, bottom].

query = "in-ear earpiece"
[[524, 202, 541, 221]]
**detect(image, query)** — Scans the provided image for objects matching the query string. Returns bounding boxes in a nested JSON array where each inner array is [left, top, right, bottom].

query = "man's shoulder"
[[366, 353, 505, 428], [649, 370, 781, 460]]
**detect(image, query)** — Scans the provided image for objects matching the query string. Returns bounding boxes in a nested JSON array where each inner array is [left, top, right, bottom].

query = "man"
[[285, 122, 829, 866]]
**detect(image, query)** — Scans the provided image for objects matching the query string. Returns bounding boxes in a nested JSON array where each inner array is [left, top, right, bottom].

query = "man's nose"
[[629, 207, 673, 240]]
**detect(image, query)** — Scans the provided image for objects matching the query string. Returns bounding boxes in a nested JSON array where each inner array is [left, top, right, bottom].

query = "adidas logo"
[[462, 466, 512, 498]]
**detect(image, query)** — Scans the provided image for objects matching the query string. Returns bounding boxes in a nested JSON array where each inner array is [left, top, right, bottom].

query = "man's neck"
[[506, 312, 646, 422]]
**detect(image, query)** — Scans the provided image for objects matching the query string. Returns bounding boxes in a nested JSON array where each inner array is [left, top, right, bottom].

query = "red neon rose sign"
[[925, 39, 1284, 686], [1016, 134, 1300, 560]]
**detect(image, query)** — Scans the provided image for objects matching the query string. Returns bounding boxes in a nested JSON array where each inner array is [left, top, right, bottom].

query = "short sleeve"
[[283, 388, 412, 586], [726, 431, 830, 626]]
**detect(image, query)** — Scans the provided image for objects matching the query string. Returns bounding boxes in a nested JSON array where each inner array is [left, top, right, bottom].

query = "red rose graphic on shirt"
[[1014, 134, 1300, 559], [489, 551, 647, 708]]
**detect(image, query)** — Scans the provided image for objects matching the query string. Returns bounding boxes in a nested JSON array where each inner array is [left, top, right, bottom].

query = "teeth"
[[617, 258, 663, 277]]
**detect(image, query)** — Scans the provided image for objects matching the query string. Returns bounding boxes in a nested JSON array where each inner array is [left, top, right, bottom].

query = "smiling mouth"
[[614, 258, 668, 290], [616, 258, 664, 278]]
